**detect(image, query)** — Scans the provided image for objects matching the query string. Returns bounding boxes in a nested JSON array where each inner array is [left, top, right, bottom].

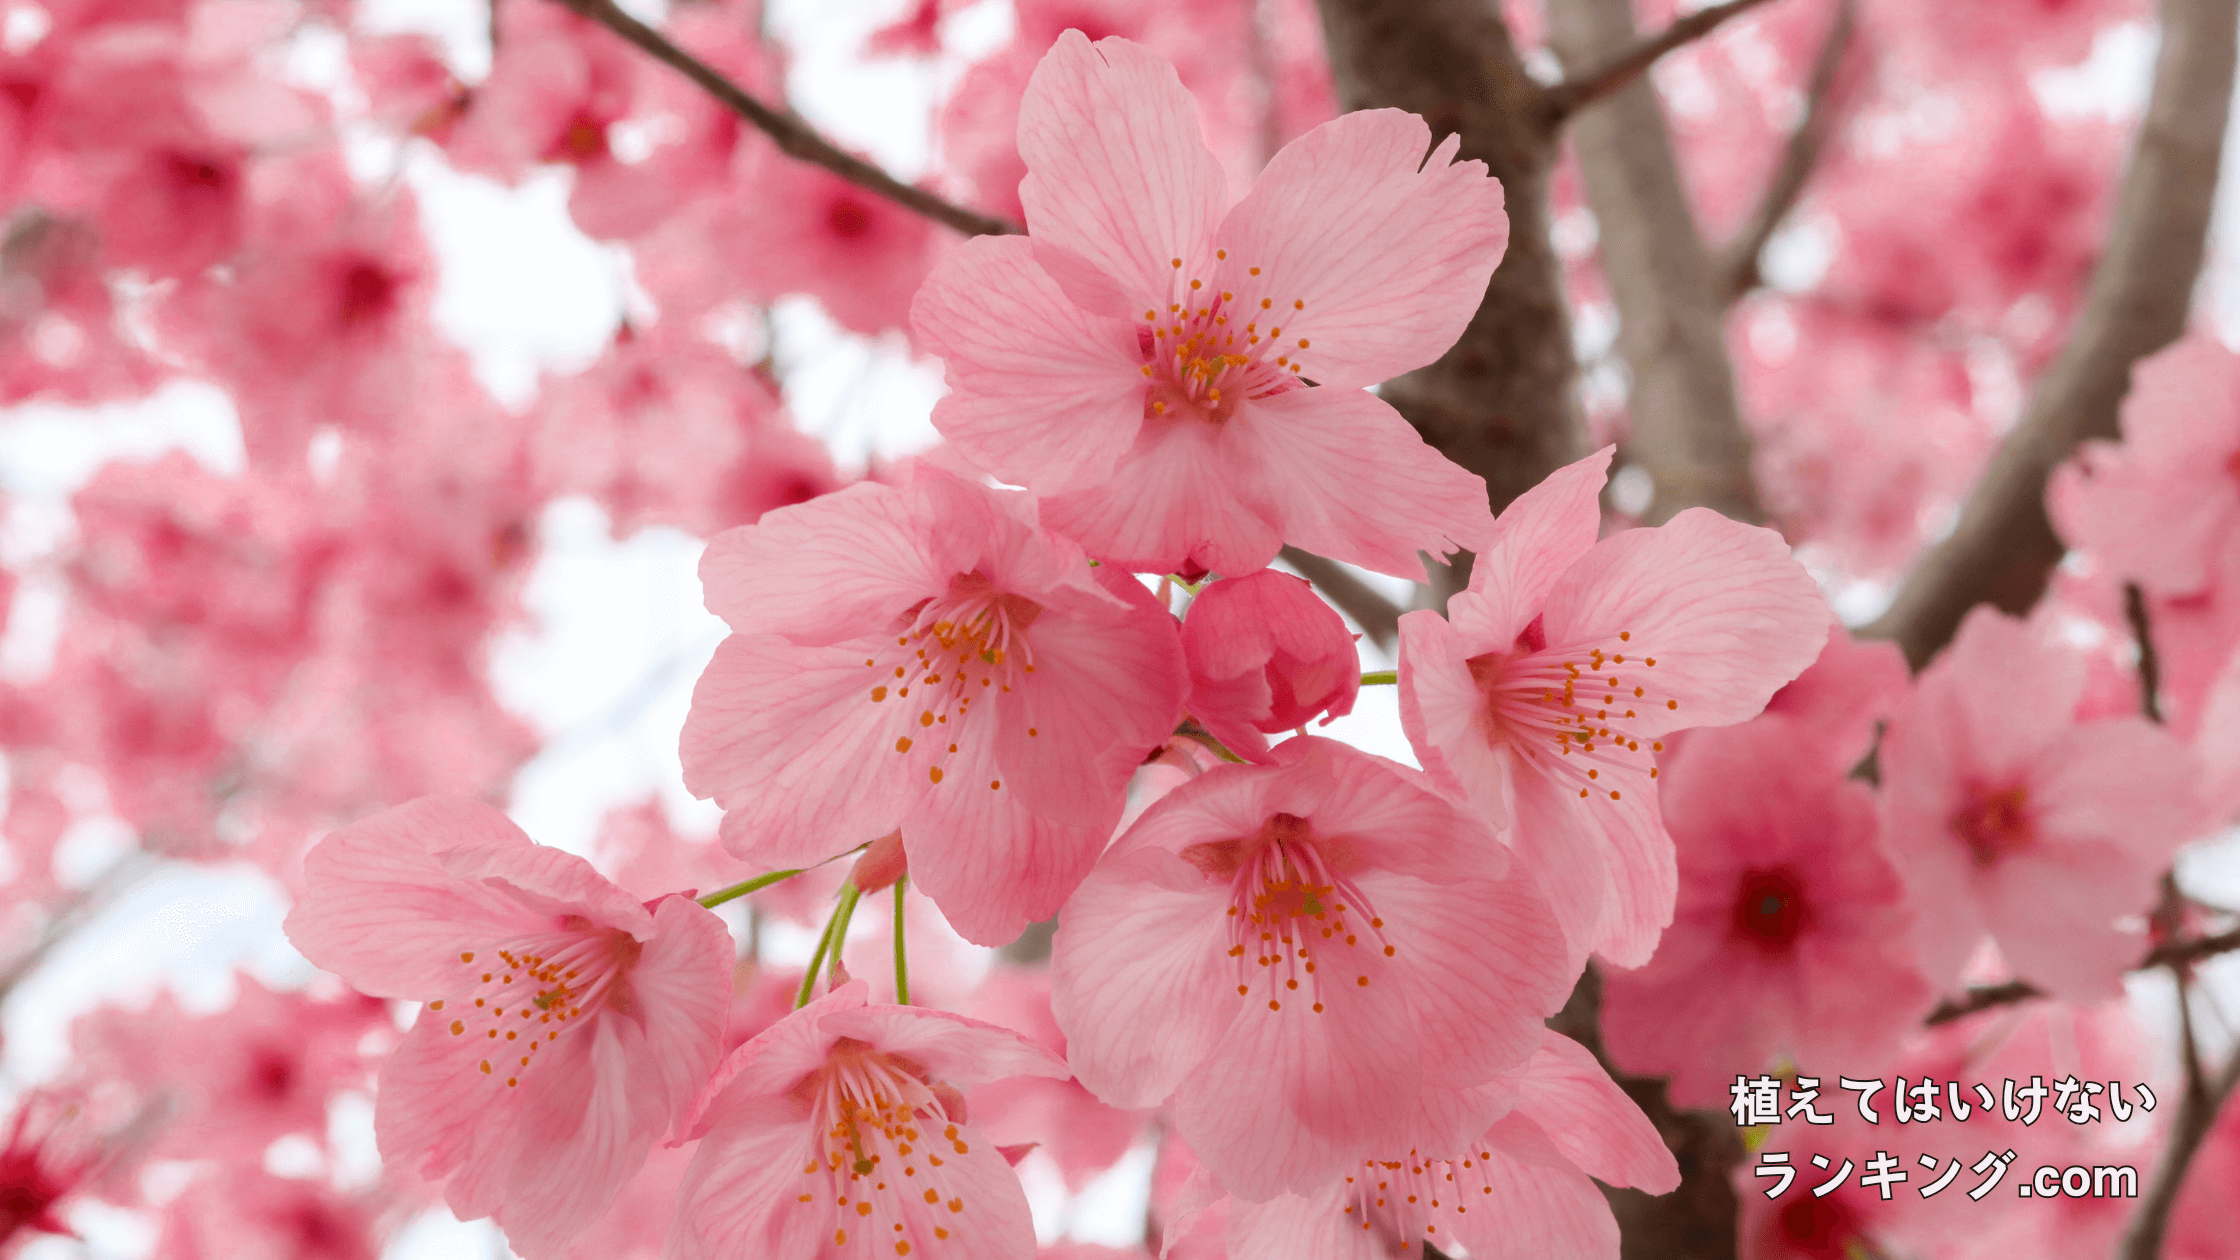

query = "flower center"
[[1134, 253, 1311, 423], [864, 571, 1040, 790], [1951, 783, 2033, 867], [1730, 866, 1810, 952], [1468, 623, 1669, 802], [1182, 812, 1393, 1015], [1336, 1146, 1504, 1250], [795, 1043, 976, 1256], [435, 921, 640, 1090]]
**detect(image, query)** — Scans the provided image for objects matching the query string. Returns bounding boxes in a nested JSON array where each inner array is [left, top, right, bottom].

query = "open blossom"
[[1181, 1029, 1676, 1260], [1396, 447, 1828, 967], [2051, 334, 2240, 598], [668, 979, 1069, 1260], [681, 472, 1185, 945], [282, 797, 733, 1260], [912, 32, 1502, 579], [1600, 719, 1931, 1109], [1051, 737, 1568, 1201], [1182, 569, 1360, 763], [1878, 607, 2203, 999]]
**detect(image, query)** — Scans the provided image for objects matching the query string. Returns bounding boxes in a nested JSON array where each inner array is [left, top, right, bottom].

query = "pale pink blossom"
[[1878, 607, 2203, 999], [668, 979, 1068, 1260], [681, 472, 1186, 945], [1051, 736, 1568, 1201], [1397, 447, 1828, 967], [1600, 719, 1931, 1109], [1182, 1029, 1676, 1260], [2051, 334, 2240, 599], [283, 798, 734, 1260], [1182, 569, 1360, 763], [1753, 618, 1911, 776], [912, 32, 1502, 579]]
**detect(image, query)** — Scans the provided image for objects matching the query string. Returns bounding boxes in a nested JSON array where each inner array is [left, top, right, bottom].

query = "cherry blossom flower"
[[1177, 1029, 1676, 1259], [2052, 334, 2240, 599], [668, 979, 1068, 1260], [1600, 719, 1931, 1109], [282, 797, 734, 1260], [1878, 607, 2204, 999], [1181, 569, 1360, 763], [1396, 447, 1828, 967], [1050, 736, 1568, 1201], [681, 472, 1186, 945], [912, 32, 1503, 579]]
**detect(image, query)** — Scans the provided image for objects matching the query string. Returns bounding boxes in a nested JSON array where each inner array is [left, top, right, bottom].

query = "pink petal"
[[1242, 385, 1492, 579], [1451, 447, 1613, 646], [914, 235, 1148, 492], [1051, 848, 1236, 1110], [1397, 609, 1514, 825], [905, 731, 1119, 947], [1443, 1121, 1622, 1260], [682, 634, 910, 869], [1540, 509, 1828, 738], [1224, 1191, 1376, 1260], [1510, 1032, 1677, 1192], [821, 1004, 1070, 1089], [1214, 111, 1506, 389], [1362, 865, 1566, 1089], [1038, 415, 1286, 577], [2199, 648, 2240, 818], [682, 983, 867, 1139], [284, 798, 553, 999], [620, 896, 736, 1142], [1016, 32, 1227, 315], [669, 1093, 831, 1260], [698, 481, 952, 642], [1170, 927, 1418, 1200]]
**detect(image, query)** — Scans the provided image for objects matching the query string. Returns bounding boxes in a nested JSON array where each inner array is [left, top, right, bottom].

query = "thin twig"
[[547, 0, 1022, 237], [2119, 995, 2240, 1257], [1923, 927, 2240, 1026], [1716, 0, 1857, 302], [1542, 0, 1782, 121], [1279, 546, 1405, 649], [2127, 581, 2165, 723]]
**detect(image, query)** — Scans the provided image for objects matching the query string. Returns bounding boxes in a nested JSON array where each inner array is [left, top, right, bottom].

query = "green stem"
[[795, 882, 856, 1009], [824, 881, 863, 992], [1360, 670, 1397, 686], [696, 867, 802, 909], [893, 876, 910, 1005]]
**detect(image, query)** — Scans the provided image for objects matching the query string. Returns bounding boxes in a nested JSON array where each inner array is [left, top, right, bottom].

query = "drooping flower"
[[1050, 736, 1568, 1201], [1599, 719, 1931, 1109], [1177, 1029, 1676, 1260], [1396, 447, 1828, 967], [282, 797, 734, 1260], [668, 979, 1068, 1260], [681, 471, 1186, 945], [1877, 606, 2203, 999], [911, 32, 1502, 580], [1181, 569, 1360, 763]]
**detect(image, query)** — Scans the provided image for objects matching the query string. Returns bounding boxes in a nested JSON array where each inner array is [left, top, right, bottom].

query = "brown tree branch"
[[2127, 581, 2166, 723], [2120, 975, 2240, 1257], [1543, 0, 1783, 122], [1716, 0, 1858, 303], [547, 0, 1022, 238], [1280, 546, 1404, 649], [1865, 0, 2237, 669], [1548, 0, 1765, 526]]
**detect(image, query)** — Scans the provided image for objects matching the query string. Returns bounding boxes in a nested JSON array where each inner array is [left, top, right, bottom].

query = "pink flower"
[[282, 798, 733, 1260], [911, 32, 1502, 580], [1181, 569, 1360, 763], [681, 472, 1186, 945], [1396, 447, 1829, 967], [1181, 1029, 1676, 1259], [668, 979, 1068, 1260], [2051, 334, 2240, 598], [1599, 719, 1932, 1110], [1050, 736, 1568, 1201], [1754, 618, 1911, 776], [1878, 607, 2203, 999]]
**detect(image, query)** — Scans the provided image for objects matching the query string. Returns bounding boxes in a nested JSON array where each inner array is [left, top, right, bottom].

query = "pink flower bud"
[[849, 830, 908, 894], [1181, 569, 1359, 762]]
